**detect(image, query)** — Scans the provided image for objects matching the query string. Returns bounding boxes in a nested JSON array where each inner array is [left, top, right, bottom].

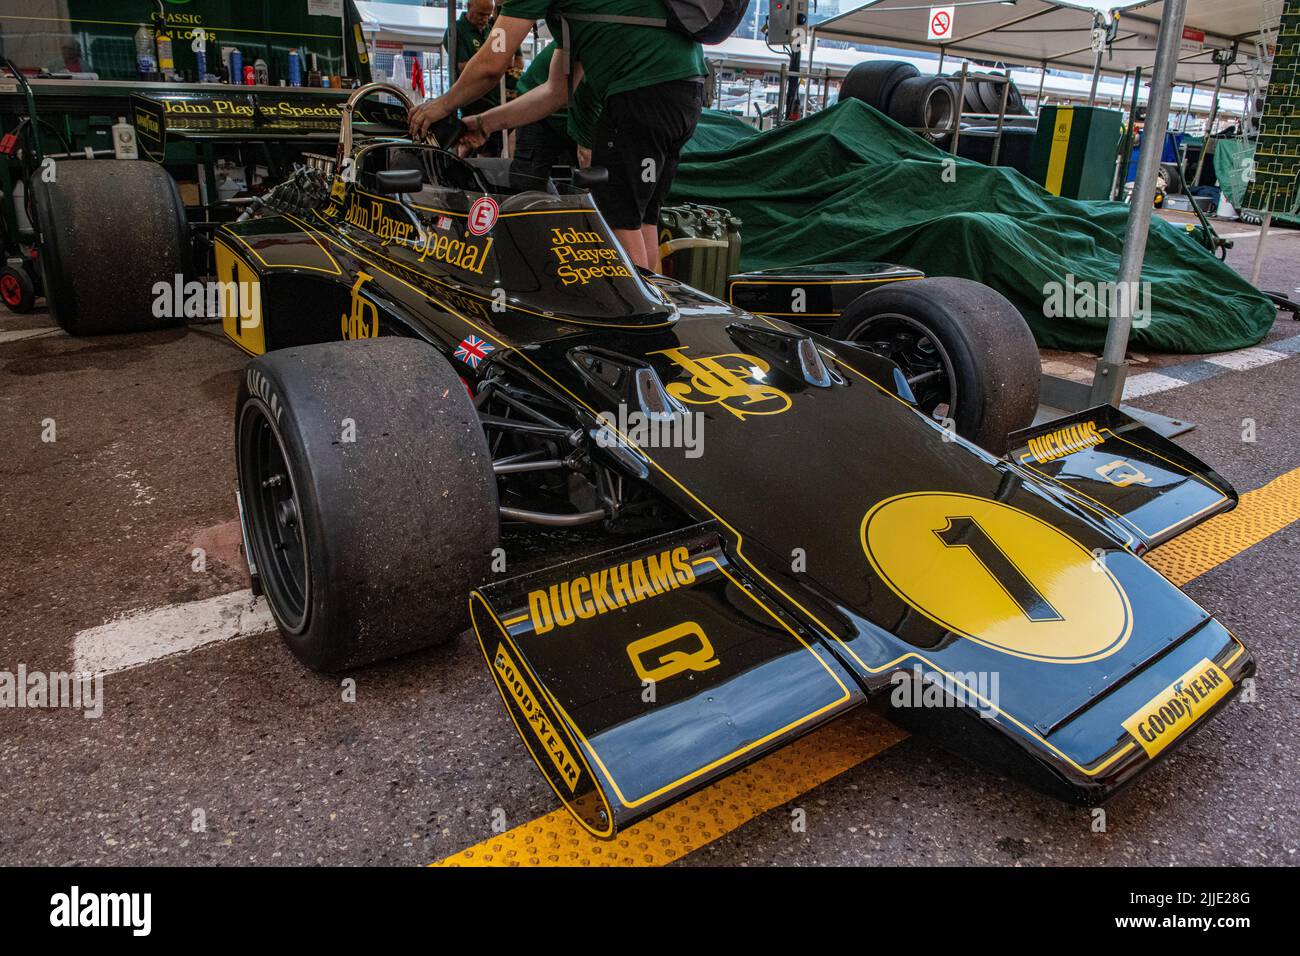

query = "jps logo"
[[341, 272, 380, 340], [651, 347, 792, 421], [1096, 459, 1152, 487], [627, 621, 719, 683]]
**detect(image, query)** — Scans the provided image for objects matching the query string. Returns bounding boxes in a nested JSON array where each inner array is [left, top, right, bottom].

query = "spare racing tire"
[[235, 337, 499, 672], [954, 72, 995, 113], [30, 159, 189, 336], [889, 76, 959, 140], [840, 60, 920, 113], [1004, 79, 1027, 115], [977, 77, 1005, 115], [830, 277, 1040, 454]]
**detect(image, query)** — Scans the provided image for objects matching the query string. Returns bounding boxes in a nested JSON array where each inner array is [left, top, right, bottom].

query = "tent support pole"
[[1088, 50, 1102, 105], [447, 1, 458, 84], [1250, 212, 1273, 286], [938, 47, 945, 72], [1192, 59, 1227, 185], [1090, 0, 1188, 407], [1182, 79, 1199, 130], [1112, 67, 1142, 201], [1036, 60, 1047, 113]]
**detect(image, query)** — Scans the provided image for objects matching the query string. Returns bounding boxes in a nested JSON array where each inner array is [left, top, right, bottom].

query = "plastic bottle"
[[287, 48, 302, 87], [155, 29, 174, 74], [134, 25, 157, 78], [307, 52, 322, 88], [195, 48, 207, 82], [112, 116, 138, 160], [254, 58, 269, 86]]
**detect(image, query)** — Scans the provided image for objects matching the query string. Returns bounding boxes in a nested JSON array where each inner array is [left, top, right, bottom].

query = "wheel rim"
[[844, 312, 958, 423], [0, 273, 21, 306], [238, 401, 310, 633], [922, 87, 954, 137]]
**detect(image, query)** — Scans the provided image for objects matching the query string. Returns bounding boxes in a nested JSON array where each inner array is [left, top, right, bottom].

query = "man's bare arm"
[[409, 15, 534, 138], [473, 51, 580, 138]]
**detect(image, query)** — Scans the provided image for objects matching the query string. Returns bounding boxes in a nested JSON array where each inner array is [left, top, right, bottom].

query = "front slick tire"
[[832, 277, 1040, 454], [236, 338, 499, 672]]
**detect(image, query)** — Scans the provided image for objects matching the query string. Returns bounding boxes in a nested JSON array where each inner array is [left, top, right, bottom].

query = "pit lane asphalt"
[[1, 227, 1297, 866]]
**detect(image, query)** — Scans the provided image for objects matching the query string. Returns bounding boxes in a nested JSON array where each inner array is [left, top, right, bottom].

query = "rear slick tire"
[[30, 160, 188, 335]]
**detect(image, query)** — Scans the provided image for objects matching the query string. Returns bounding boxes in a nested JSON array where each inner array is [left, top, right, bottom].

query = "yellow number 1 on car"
[[862, 492, 1132, 664], [934, 516, 1064, 623]]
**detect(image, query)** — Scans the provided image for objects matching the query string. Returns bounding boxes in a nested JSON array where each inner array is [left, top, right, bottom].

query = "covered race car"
[[216, 85, 1250, 838]]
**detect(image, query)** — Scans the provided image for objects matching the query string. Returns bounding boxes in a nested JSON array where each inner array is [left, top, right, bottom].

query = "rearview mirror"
[[375, 168, 423, 195]]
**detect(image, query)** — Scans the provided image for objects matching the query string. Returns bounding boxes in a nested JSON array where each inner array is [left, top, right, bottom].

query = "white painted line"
[[1122, 371, 1188, 399], [73, 589, 275, 675], [1040, 359, 1093, 383], [1204, 347, 1287, 371], [1215, 231, 1260, 239], [0, 327, 61, 344]]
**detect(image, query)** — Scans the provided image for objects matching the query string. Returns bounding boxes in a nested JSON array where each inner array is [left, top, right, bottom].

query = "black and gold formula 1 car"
[[203, 85, 1250, 838]]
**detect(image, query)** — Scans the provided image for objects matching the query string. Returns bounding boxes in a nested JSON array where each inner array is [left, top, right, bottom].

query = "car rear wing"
[[1007, 405, 1236, 554], [469, 523, 863, 838], [130, 90, 408, 163]]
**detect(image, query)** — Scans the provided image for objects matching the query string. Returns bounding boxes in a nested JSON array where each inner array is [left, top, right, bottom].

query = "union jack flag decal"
[[454, 334, 495, 369]]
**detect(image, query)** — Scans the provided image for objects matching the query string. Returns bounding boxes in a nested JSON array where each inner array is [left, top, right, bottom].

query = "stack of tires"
[[839, 60, 958, 141], [953, 71, 1031, 117], [947, 71, 1036, 175], [839, 61, 1038, 175]]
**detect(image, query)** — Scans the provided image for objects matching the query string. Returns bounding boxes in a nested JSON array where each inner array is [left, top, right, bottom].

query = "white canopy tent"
[[814, 0, 1273, 94], [704, 36, 1243, 115], [353, 1, 447, 51], [816, 0, 1280, 414]]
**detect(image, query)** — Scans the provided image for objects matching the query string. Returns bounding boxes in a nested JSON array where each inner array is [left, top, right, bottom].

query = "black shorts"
[[590, 78, 704, 230], [513, 119, 578, 185]]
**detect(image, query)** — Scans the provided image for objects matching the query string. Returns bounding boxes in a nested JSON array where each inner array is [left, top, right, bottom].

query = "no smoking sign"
[[928, 5, 955, 41]]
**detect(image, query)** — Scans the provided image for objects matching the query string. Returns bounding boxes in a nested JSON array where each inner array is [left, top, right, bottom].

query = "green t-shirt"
[[500, 0, 705, 142], [443, 12, 500, 109], [517, 43, 572, 141]]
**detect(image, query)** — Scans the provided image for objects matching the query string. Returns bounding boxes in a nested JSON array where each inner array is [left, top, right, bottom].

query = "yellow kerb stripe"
[[1145, 466, 1300, 585], [432, 712, 905, 867]]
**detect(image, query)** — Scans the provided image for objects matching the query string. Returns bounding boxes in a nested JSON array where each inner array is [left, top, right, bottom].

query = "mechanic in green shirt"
[[440, 0, 503, 154], [410, 1, 706, 271]]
